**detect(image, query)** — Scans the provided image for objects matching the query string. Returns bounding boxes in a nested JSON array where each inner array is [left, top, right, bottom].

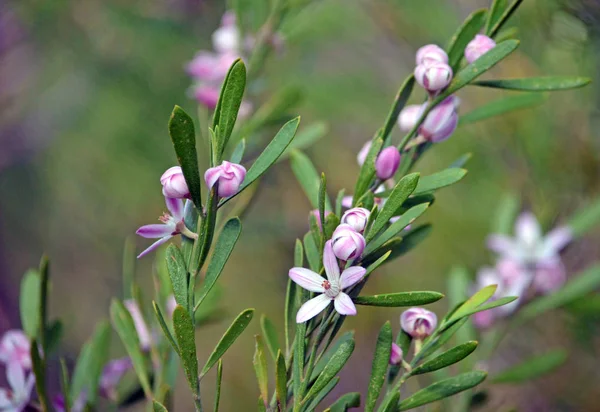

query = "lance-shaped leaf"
[[30, 338, 51, 411], [260, 315, 280, 361], [110, 299, 152, 398], [70, 341, 93, 402], [166, 244, 189, 313], [365, 322, 392, 412], [381, 76, 416, 145], [365, 224, 432, 266], [446, 8, 487, 70], [195, 218, 242, 312], [303, 232, 321, 273], [59, 358, 70, 412], [326, 393, 361, 412], [355, 292, 444, 307], [38, 256, 49, 351], [492, 193, 520, 235], [446, 285, 497, 325], [364, 251, 391, 278], [303, 339, 355, 405], [275, 351, 287, 410], [311, 331, 355, 380], [253, 335, 269, 406], [447, 267, 476, 346], [201, 308, 255, 376], [85, 321, 112, 404], [488, 0, 524, 37], [153, 302, 179, 354], [491, 350, 567, 383], [411, 341, 478, 376], [230, 138, 246, 164], [153, 401, 168, 412], [168, 106, 202, 208], [398, 371, 487, 410], [305, 377, 340, 412], [413, 169, 467, 196], [485, 0, 508, 34], [282, 122, 328, 161], [366, 173, 419, 242], [212, 59, 246, 161], [568, 196, 600, 238], [379, 391, 400, 412], [290, 149, 322, 209], [214, 359, 223, 412], [173, 306, 199, 395], [20, 269, 41, 339], [366, 203, 429, 255], [292, 321, 307, 409], [353, 135, 383, 205], [472, 76, 591, 91], [247, 85, 302, 130], [418, 318, 469, 361], [449, 153, 472, 169], [460, 93, 546, 125]]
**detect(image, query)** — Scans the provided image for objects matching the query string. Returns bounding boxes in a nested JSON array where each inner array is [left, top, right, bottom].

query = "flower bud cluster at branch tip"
[[0, 330, 34, 411], [375, 147, 401, 180], [414, 44, 453, 93], [401, 307, 437, 338], [398, 96, 460, 143], [331, 224, 366, 261], [465, 34, 496, 64], [205, 160, 247, 198]]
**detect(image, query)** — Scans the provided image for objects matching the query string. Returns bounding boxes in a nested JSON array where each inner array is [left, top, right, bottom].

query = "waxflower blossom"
[[419, 95, 459, 142], [357, 141, 372, 166], [212, 11, 241, 54], [389, 343, 403, 365], [204, 161, 247, 198], [136, 197, 197, 258], [401, 308, 437, 338], [0, 330, 31, 370], [415, 60, 453, 93], [465, 34, 496, 64], [341, 208, 370, 233], [398, 105, 423, 132], [99, 357, 133, 400], [0, 362, 35, 411], [375, 147, 401, 180], [289, 241, 366, 322], [331, 224, 366, 261], [124, 300, 152, 351], [415, 44, 448, 65], [160, 166, 189, 199], [309, 209, 332, 230]]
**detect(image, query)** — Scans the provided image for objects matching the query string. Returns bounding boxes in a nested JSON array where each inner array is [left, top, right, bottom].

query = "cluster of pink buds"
[[0, 330, 34, 411], [398, 95, 460, 143], [414, 45, 453, 94]]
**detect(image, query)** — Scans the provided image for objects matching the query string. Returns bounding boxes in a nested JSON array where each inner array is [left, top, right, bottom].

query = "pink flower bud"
[[398, 105, 424, 132], [419, 96, 459, 142], [309, 209, 332, 230], [389, 342, 403, 365], [464, 34, 496, 64], [357, 141, 372, 166], [375, 147, 401, 180], [331, 224, 366, 261], [341, 207, 371, 233], [416, 44, 448, 65], [160, 166, 190, 199], [0, 330, 31, 370], [400, 308, 437, 338], [124, 300, 152, 351], [204, 161, 247, 198], [193, 85, 220, 110], [415, 61, 453, 92]]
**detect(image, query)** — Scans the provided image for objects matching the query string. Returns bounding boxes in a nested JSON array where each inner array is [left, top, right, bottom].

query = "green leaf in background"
[[485, 0, 508, 34], [353, 135, 383, 205], [253, 335, 269, 406], [302, 339, 355, 405], [70, 341, 93, 402], [59, 358, 70, 412], [275, 351, 287, 410], [172, 306, 199, 396], [365, 322, 392, 412], [411, 341, 478, 376], [201, 308, 255, 376], [30, 338, 51, 411], [324, 213, 341, 240], [492, 193, 520, 235], [195, 218, 242, 312], [464, 296, 517, 316], [472, 76, 591, 91], [168, 105, 202, 209], [366, 203, 429, 255], [379, 391, 400, 412], [447, 285, 497, 324], [152, 401, 168, 412], [354, 292, 444, 307], [110, 299, 152, 398], [292, 321, 307, 410], [419, 318, 469, 361], [446, 267, 476, 346], [20, 269, 40, 339], [446, 8, 487, 70], [85, 321, 112, 404], [326, 393, 361, 412], [260, 315, 280, 361], [38, 256, 49, 352], [230, 138, 246, 164], [460, 93, 546, 125], [305, 377, 340, 412], [166, 244, 189, 313], [364, 251, 392, 278], [517, 265, 600, 323], [215, 359, 223, 412], [291, 149, 322, 209], [282, 122, 328, 160], [491, 350, 567, 383], [381, 76, 416, 145], [248, 85, 302, 128], [152, 301, 179, 354], [568, 196, 600, 238], [303, 232, 321, 273], [366, 173, 419, 242], [449, 153, 472, 169], [488, 0, 524, 37], [412, 168, 466, 196], [212, 59, 246, 161], [398, 371, 487, 411], [311, 331, 355, 380]]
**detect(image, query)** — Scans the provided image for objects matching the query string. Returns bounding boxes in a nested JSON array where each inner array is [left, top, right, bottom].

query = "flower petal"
[[289, 268, 326, 293], [204, 166, 222, 190], [165, 197, 184, 220], [541, 226, 572, 257], [333, 293, 357, 316], [296, 294, 331, 323], [136, 224, 174, 239], [341, 196, 353, 208], [0, 389, 11, 408], [339, 266, 366, 289], [515, 212, 541, 246], [7, 361, 25, 392], [322, 241, 340, 283], [486, 234, 517, 256], [137, 236, 172, 259]]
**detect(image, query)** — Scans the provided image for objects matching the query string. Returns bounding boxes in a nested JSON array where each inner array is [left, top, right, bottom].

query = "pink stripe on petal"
[[289, 268, 326, 293], [334, 293, 357, 316], [137, 236, 172, 259], [217, 178, 239, 198], [165, 197, 184, 220], [322, 241, 340, 283], [296, 294, 331, 323], [340, 266, 366, 289], [204, 167, 222, 189], [136, 224, 174, 239]]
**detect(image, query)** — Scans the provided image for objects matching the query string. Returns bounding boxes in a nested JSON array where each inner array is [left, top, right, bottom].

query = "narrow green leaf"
[[257, 396, 267, 412], [168, 105, 201, 208], [305, 377, 340, 412], [260, 315, 280, 361], [230, 138, 246, 164], [419, 318, 469, 361], [398, 371, 487, 410], [295, 238, 304, 267], [173, 306, 199, 395], [449, 153, 472, 169], [303, 340, 355, 404], [165, 244, 189, 313], [365, 225, 432, 266], [153, 401, 168, 412], [568, 196, 600, 238], [152, 301, 179, 354], [412, 341, 478, 376], [491, 350, 567, 383], [355, 292, 443, 307], [38, 255, 49, 352], [312, 331, 355, 380], [86, 321, 112, 404], [366, 204, 429, 255], [214, 359, 223, 412], [110, 299, 152, 398], [201, 308, 255, 376], [485, 0, 508, 34], [353, 135, 383, 205], [324, 213, 341, 240], [463, 296, 517, 316], [319, 173, 329, 225], [303, 232, 321, 273], [248, 85, 302, 131], [379, 391, 400, 412], [381, 76, 416, 145], [472, 76, 591, 91], [275, 351, 287, 410], [253, 335, 269, 405], [492, 193, 520, 235], [20, 269, 40, 339], [413, 169, 467, 196], [195, 218, 242, 311], [367, 173, 419, 242], [447, 9, 487, 70], [364, 251, 392, 278], [60, 358, 71, 412], [70, 341, 93, 402], [365, 322, 392, 412], [30, 338, 51, 411], [447, 267, 476, 346], [488, 0, 524, 37], [335, 189, 346, 217], [447, 285, 497, 323], [327, 393, 361, 412], [460, 93, 546, 125], [44, 320, 63, 355], [283, 122, 328, 160], [290, 149, 322, 209], [292, 322, 307, 409]]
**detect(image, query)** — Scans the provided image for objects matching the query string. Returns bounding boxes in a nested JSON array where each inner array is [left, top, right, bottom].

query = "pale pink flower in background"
[[465, 34, 496, 64], [331, 224, 366, 261], [124, 300, 152, 351], [415, 60, 453, 92], [341, 208, 370, 233], [99, 357, 133, 400], [397, 105, 424, 132], [309, 209, 332, 230], [532, 258, 566, 294], [212, 11, 241, 54], [186, 51, 237, 83], [400, 308, 437, 338], [289, 241, 366, 323], [160, 166, 189, 199], [0, 330, 30, 370], [415, 44, 448, 65], [204, 161, 247, 198], [193, 85, 221, 110], [357, 141, 372, 166], [0, 362, 35, 412], [389, 343, 403, 365], [419, 95, 459, 142], [375, 147, 401, 180], [53, 393, 86, 412]]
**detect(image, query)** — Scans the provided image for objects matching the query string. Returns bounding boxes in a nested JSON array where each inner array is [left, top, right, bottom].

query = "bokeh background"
[[1, 0, 599, 410]]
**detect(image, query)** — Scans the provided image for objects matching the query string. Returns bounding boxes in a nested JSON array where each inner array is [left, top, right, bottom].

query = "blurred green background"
[[1, 0, 599, 410]]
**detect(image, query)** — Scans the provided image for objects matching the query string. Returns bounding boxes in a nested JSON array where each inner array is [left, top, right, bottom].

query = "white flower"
[[0, 362, 35, 412]]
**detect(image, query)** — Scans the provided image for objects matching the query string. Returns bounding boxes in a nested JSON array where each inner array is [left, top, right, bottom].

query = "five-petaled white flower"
[[289, 240, 366, 323]]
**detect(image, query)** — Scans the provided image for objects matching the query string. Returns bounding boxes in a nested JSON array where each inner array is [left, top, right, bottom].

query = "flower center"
[[159, 212, 174, 225], [322, 280, 339, 298]]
